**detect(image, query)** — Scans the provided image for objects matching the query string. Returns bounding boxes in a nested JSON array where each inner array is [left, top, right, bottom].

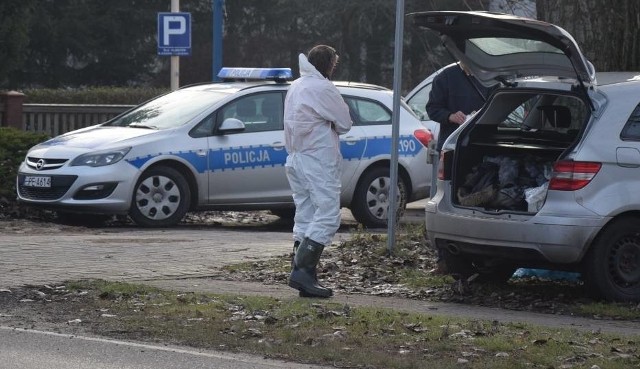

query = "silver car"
[[16, 68, 434, 229], [414, 11, 640, 301]]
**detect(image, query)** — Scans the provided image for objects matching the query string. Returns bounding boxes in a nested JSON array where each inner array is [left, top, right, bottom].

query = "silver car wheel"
[[365, 176, 398, 221], [609, 235, 640, 286], [585, 217, 640, 302], [135, 174, 182, 220], [351, 167, 407, 228]]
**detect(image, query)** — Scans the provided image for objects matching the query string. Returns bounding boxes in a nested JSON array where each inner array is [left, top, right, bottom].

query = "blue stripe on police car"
[[210, 145, 288, 172], [340, 138, 367, 161], [362, 135, 423, 158], [126, 135, 422, 173], [126, 155, 155, 169], [126, 150, 208, 173]]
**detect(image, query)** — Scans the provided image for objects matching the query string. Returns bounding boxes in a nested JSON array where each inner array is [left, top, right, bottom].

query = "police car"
[[16, 68, 434, 228]]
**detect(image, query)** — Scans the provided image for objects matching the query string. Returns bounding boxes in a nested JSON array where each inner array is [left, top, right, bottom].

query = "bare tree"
[[489, 0, 536, 18], [537, 0, 640, 71]]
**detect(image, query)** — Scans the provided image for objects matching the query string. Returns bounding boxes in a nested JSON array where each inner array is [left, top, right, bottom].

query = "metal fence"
[[21, 104, 133, 136]]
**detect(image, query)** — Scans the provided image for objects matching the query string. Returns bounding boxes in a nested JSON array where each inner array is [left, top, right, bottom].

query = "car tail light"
[[438, 149, 452, 180], [548, 160, 602, 191], [413, 129, 433, 147]]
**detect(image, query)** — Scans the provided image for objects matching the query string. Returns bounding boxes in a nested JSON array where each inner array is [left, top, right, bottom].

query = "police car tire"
[[351, 167, 407, 228], [129, 166, 191, 228]]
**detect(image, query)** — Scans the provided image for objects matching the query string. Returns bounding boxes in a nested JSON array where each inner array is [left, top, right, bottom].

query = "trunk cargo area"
[[450, 91, 589, 212]]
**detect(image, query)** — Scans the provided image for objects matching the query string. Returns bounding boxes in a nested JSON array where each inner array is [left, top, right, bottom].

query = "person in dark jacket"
[[425, 62, 495, 274], [426, 62, 494, 151]]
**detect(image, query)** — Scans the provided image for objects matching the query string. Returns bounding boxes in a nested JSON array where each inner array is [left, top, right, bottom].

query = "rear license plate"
[[23, 176, 51, 188]]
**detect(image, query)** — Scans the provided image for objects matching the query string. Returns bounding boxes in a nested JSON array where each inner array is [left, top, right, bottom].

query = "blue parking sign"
[[157, 12, 191, 56]]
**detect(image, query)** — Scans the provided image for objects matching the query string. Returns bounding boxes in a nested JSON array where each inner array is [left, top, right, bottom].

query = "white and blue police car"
[[16, 68, 434, 228]]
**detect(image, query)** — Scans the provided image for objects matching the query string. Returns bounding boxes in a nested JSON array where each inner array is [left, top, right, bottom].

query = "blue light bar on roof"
[[217, 67, 293, 80]]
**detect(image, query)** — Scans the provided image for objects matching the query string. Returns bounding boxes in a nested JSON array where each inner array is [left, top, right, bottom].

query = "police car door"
[[341, 96, 402, 189], [207, 92, 290, 205], [339, 96, 371, 188]]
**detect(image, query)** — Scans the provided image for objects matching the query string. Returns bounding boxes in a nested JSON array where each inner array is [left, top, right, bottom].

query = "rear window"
[[470, 38, 563, 56], [488, 92, 587, 135], [406, 82, 432, 121], [620, 103, 640, 140]]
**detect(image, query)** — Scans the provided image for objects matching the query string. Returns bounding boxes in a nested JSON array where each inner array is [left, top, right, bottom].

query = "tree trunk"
[[536, 0, 640, 71]]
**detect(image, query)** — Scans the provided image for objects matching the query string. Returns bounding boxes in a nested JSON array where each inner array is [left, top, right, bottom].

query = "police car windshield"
[[106, 89, 229, 130]]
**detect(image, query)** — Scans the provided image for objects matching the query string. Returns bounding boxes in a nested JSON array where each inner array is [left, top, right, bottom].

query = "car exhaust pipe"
[[446, 242, 460, 255]]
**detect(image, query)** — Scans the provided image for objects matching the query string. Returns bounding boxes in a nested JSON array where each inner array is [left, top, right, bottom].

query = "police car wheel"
[[129, 166, 191, 227], [351, 167, 407, 228]]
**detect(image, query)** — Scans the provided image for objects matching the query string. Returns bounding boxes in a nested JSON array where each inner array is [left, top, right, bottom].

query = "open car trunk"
[[450, 89, 591, 212]]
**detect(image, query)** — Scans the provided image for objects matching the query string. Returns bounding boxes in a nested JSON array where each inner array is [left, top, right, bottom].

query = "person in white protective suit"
[[284, 45, 352, 298]]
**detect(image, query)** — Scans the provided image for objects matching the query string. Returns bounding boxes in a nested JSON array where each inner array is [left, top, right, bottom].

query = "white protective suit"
[[284, 53, 353, 246]]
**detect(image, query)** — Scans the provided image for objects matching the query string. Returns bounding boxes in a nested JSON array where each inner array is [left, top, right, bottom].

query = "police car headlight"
[[70, 147, 131, 167]]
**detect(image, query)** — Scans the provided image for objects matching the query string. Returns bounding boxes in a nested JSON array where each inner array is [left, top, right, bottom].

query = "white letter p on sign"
[[163, 16, 186, 46]]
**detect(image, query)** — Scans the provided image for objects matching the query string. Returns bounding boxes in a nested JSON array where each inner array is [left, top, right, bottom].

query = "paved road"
[[0, 326, 329, 369], [0, 201, 425, 288], [1, 227, 294, 287]]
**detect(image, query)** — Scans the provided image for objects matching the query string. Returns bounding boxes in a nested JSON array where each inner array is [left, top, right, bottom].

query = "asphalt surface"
[[0, 326, 329, 369], [0, 201, 426, 287], [1, 227, 293, 286]]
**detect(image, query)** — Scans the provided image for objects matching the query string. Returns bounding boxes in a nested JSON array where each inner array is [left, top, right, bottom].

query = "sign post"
[[387, 0, 405, 254], [212, 0, 224, 81], [157, 6, 191, 90]]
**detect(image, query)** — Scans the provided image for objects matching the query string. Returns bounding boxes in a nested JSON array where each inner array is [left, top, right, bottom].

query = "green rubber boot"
[[288, 238, 333, 298]]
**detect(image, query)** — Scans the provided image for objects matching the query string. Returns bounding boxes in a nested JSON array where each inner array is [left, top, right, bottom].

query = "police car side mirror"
[[220, 118, 246, 133]]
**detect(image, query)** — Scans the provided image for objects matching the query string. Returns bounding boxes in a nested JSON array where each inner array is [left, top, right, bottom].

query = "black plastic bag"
[[457, 162, 499, 206]]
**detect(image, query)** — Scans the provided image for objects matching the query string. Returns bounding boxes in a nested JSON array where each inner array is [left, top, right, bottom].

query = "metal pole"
[[387, 0, 405, 254], [212, 0, 224, 81], [170, 0, 180, 90], [430, 149, 438, 198]]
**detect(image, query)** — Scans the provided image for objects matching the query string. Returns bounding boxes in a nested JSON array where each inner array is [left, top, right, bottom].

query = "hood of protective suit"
[[298, 53, 325, 79], [283, 54, 352, 158]]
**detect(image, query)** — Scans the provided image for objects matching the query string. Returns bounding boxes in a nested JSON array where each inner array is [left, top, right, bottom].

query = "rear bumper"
[[424, 196, 607, 264]]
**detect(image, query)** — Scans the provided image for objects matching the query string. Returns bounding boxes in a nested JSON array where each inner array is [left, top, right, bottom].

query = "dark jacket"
[[426, 63, 494, 150]]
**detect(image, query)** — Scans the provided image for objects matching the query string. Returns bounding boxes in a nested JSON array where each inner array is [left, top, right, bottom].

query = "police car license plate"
[[24, 176, 51, 188]]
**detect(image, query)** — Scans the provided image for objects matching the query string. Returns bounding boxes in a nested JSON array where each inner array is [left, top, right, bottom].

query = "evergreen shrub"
[[0, 127, 49, 202]]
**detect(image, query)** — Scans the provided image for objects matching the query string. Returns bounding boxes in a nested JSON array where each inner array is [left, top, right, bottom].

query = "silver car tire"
[[584, 217, 640, 302], [129, 166, 191, 227], [351, 167, 407, 228]]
